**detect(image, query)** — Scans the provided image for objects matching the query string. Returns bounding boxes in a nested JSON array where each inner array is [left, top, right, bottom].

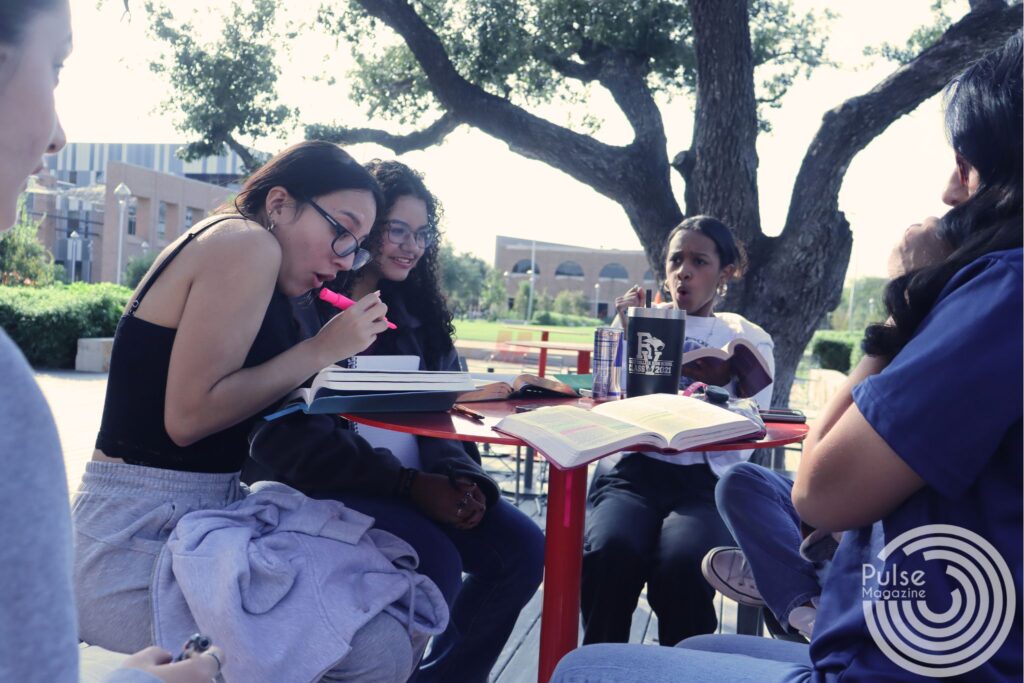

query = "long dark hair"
[[335, 159, 455, 369], [222, 140, 383, 226], [0, 0, 61, 45], [864, 33, 1023, 358]]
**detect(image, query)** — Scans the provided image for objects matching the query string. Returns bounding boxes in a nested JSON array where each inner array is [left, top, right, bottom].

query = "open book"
[[458, 373, 579, 402], [265, 365, 476, 420], [681, 338, 772, 398], [493, 393, 764, 469]]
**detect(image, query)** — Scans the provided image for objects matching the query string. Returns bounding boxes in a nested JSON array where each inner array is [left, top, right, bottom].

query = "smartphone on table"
[[758, 407, 807, 424]]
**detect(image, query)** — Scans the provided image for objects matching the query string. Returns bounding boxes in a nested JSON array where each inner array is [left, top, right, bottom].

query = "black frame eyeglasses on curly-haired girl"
[[381, 219, 438, 249]]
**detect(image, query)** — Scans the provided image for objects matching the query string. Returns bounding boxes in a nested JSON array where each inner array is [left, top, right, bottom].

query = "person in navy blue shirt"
[[552, 31, 1022, 683]]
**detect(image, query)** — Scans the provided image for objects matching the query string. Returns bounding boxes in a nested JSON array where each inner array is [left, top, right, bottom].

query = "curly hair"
[[335, 159, 456, 370]]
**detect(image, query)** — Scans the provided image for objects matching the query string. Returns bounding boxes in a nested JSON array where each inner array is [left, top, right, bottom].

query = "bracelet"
[[396, 467, 419, 499]]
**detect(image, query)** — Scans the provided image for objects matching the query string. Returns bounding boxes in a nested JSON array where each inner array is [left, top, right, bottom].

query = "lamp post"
[[593, 281, 600, 318], [524, 239, 538, 323], [67, 230, 81, 282], [502, 270, 510, 311], [113, 182, 132, 285]]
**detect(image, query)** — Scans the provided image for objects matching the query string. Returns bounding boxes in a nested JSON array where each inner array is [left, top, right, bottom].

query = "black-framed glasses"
[[306, 198, 371, 270], [381, 220, 438, 249]]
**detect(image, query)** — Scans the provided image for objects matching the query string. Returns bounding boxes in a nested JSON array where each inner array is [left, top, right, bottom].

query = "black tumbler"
[[625, 307, 686, 397]]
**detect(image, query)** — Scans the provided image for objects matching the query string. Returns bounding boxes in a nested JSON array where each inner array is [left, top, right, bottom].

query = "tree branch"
[[306, 113, 461, 154], [224, 134, 258, 174], [968, 0, 1005, 9], [671, 149, 698, 215], [687, 0, 762, 242], [353, 0, 636, 200], [595, 51, 667, 144], [782, 0, 1022, 243], [533, 46, 602, 82]]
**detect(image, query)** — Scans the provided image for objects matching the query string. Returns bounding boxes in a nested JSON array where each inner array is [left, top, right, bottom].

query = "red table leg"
[[576, 350, 591, 375], [538, 330, 550, 377], [537, 463, 588, 683]]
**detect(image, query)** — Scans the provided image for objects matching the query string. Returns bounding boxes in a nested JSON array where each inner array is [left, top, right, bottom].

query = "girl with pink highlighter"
[[73, 141, 441, 682]]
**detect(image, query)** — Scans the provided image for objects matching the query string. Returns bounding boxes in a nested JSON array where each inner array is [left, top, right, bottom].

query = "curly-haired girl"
[[247, 160, 544, 683]]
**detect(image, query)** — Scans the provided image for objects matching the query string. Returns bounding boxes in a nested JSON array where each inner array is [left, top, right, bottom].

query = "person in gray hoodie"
[[0, 1, 222, 681]]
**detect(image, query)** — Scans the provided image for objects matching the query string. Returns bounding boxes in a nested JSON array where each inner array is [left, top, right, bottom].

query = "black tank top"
[[95, 215, 300, 473]]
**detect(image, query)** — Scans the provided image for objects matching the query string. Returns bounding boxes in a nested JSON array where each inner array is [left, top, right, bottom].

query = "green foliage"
[[532, 310, 602, 327], [481, 269, 510, 321], [438, 243, 489, 315], [0, 203, 55, 287], [750, 0, 835, 129], [320, 0, 830, 130], [0, 283, 131, 367], [535, 289, 554, 316], [512, 280, 532, 320], [811, 330, 863, 374], [553, 289, 588, 316], [146, 0, 294, 172], [863, 0, 954, 64], [124, 251, 158, 290], [829, 276, 888, 331]]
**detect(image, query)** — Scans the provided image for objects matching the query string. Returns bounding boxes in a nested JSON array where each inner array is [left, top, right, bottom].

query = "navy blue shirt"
[[805, 249, 1022, 682]]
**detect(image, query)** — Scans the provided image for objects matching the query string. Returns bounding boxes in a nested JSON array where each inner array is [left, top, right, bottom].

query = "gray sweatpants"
[[73, 461, 423, 682]]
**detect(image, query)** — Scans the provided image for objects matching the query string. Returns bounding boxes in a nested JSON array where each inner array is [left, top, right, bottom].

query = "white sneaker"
[[701, 546, 765, 607], [788, 604, 817, 639]]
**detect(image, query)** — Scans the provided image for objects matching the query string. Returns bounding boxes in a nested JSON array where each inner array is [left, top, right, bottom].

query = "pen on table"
[[452, 403, 485, 421], [318, 288, 398, 330]]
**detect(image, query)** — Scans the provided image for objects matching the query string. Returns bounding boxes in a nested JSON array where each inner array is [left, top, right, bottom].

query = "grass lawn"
[[453, 319, 601, 343]]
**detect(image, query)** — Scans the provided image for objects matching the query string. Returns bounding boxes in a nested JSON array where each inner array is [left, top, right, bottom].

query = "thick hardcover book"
[[681, 338, 772, 398], [493, 393, 764, 469], [265, 366, 476, 420]]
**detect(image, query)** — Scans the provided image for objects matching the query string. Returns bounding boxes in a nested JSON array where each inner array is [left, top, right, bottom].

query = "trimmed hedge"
[[811, 330, 864, 373], [0, 283, 132, 368], [532, 310, 604, 327]]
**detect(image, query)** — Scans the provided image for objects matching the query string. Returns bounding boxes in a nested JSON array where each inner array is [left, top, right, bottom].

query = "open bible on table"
[[458, 373, 579, 402], [493, 393, 765, 469]]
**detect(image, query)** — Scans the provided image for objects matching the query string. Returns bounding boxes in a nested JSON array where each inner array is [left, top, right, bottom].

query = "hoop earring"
[[267, 221, 276, 233], [717, 282, 728, 298]]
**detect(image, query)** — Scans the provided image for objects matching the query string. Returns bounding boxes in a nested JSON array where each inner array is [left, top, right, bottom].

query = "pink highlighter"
[[318, 288, 398, 330]]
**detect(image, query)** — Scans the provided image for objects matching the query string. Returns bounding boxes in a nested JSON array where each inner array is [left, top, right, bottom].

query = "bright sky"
[[59, 0, 968, 280]]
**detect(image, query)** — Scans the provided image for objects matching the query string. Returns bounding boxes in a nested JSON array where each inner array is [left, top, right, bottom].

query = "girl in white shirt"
[[582, 216, 774, 647]]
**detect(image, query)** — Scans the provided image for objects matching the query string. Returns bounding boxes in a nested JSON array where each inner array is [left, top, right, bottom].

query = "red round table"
[[346, 398, 808, 683]]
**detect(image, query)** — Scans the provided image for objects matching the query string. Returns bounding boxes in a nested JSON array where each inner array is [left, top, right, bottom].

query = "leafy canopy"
[[146, 0, 293, 171], [318, 0, 831, 131]]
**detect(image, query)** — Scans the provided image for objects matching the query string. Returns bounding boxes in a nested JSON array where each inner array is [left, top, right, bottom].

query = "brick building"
[[493, 235, 655, 318]]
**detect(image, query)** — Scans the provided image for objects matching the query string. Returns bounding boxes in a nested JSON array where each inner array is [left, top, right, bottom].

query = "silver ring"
[[205, 650, 222, 673]]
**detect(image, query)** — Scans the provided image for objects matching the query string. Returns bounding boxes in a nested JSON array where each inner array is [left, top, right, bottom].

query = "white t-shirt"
[[618, 308, 775, 476]]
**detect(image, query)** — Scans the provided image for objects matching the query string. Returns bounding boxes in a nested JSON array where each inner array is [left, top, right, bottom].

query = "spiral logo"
[[862, 524, 1016, 677]]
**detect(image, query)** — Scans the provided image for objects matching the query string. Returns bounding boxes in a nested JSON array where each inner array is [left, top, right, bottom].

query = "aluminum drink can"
[[592, 327, 623, 399]]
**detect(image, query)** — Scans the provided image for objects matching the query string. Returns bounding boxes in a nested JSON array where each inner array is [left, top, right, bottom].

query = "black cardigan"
[[243, 290, 499, 505]]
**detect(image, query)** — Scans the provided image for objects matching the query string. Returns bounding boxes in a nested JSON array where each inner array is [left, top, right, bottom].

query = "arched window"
[[511, 259, 539, 274], [555, 261, 584, 278], [598, 263, 629, 280], [642, 269, 656, 283]]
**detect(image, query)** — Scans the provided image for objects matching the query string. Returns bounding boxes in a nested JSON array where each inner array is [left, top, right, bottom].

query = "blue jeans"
[[339, 494, 545, 683], [714, 462, 821, 626], [551, 634, 812, 682]]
